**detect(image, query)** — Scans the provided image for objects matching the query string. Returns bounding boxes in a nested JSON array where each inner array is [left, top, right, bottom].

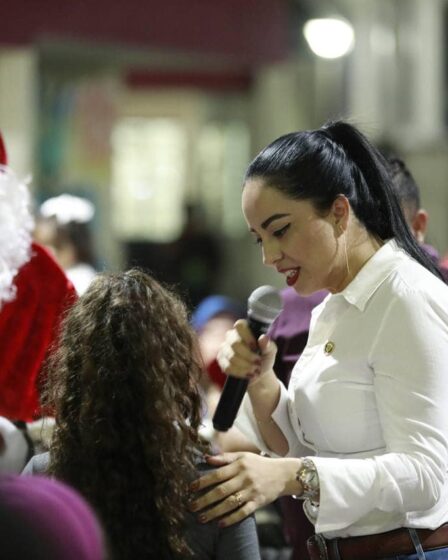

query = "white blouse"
[[236, 240, 448, 538]]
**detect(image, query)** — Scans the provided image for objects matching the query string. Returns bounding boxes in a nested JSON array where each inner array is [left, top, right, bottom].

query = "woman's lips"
[[286, 268, 300, 286]]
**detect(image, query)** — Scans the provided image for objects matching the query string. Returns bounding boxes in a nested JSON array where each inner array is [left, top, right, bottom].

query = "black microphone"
[[212, 285, 283, 432]]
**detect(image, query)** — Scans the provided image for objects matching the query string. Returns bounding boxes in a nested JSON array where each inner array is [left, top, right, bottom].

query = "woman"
[[25, 270, 260, 560], [189, 121, 448, 559]]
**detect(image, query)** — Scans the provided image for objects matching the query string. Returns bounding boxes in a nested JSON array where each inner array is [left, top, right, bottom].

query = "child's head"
[[46, 268, 205, 558]]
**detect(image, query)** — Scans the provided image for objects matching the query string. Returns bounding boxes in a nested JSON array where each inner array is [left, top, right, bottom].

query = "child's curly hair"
[[44, 269, 206, 559]]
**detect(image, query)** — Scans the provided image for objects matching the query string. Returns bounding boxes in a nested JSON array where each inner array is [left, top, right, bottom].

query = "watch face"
[[298, 459, 319, 498], [304, 470, 318, 488]]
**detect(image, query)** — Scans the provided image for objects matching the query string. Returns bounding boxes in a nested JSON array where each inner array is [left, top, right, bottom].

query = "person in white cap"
[[34, 193, 98, 295]]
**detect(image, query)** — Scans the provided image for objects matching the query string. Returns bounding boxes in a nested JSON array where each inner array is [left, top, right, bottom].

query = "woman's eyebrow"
[[260, 213, 291, 230]]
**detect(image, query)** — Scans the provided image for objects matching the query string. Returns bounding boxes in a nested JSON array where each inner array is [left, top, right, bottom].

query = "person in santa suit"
[[0, 132, 76, 472]]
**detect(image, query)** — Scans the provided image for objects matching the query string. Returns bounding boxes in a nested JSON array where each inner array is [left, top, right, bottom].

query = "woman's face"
[[242, 179, 349, 295]]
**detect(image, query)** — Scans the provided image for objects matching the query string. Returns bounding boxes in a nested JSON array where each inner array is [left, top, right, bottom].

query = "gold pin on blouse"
[[324, 341, 335, 355]]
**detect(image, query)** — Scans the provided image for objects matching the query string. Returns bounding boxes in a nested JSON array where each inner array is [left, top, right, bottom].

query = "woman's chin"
[[292, 280, 322, 297]]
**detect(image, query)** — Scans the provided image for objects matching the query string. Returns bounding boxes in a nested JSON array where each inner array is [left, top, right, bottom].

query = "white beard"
[[0, 165, 34, 307]]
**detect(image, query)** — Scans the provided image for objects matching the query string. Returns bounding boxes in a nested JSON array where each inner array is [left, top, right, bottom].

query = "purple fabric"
[[422, 243, 440, 261], [269, 288, 327, 386], [422, 243, 448, 282], [0, 475, 105, 560]]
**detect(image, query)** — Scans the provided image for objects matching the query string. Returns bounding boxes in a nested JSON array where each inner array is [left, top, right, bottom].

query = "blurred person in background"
[[24, 269, 261, 560], [192, 294, 259, 452], [0, 475, 105, 560], [193, 295, 294, 559], [34, 194, 98, 295], [0, 132, 76, 471], [192, 295, 245, 399], [388, 156, 448, 280], [173, 202, 222, 308]]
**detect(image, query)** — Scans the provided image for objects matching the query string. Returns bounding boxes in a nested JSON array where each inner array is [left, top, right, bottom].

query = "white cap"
[[40, 194, 95, 225]]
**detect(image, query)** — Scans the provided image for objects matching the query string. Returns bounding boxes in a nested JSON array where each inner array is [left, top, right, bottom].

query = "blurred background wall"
[[1, 0, 448, 303]]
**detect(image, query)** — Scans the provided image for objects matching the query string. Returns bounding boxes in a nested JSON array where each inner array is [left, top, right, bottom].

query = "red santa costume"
[[0, 133, 76, 424]]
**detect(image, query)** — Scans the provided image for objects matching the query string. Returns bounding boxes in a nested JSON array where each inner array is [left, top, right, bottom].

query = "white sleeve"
[[313, 291, 448, 533], [236, 381, 314, 458]]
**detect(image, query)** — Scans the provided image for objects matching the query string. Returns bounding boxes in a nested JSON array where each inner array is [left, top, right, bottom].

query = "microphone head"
[[247, 285, 283, 324]]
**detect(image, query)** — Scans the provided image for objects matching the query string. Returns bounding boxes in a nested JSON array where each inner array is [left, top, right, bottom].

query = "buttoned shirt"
[[236, 240, 448, 538]]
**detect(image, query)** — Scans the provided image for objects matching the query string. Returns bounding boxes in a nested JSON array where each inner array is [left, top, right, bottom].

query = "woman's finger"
[[215, 499, 258, 528], [218, 351, 261, 378], [204, 454, 231, 467], [195, 490, 254, 525], [233, 319, 258, 348], [226, 326, 260, 360], [190, 456, 240, 493]]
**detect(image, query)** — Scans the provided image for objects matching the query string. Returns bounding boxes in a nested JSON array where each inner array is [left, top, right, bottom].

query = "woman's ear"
[[331, 195, 350, 231]]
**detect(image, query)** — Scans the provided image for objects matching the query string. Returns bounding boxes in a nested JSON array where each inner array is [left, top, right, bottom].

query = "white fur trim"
[[0, 417, 28, 473], [0, 165, 34, 307]]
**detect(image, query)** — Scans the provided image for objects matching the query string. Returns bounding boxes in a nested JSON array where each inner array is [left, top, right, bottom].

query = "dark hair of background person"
[[388, 156, 420, 216], [244, 120, 443, 280], [43, 269, 207, 559], [37, 216, 96, 267]]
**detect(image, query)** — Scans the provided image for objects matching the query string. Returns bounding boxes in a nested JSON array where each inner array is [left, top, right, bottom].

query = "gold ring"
[[232, 491, 243, 508]]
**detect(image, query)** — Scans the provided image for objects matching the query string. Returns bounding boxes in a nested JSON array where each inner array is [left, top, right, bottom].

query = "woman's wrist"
[[279, 458, 304, 497], [248, 371, 280, 421], [247, 368, 278, 392]]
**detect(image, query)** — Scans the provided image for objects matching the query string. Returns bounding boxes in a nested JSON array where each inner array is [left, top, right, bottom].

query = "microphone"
[[212, 285, 283, 432]]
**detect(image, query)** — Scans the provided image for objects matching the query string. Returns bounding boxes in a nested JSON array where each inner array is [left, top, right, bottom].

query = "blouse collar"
[[337, 239, 405, 311]]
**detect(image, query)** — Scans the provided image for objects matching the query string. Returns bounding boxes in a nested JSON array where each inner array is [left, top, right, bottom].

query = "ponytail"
[[323, 121, 443, 280]]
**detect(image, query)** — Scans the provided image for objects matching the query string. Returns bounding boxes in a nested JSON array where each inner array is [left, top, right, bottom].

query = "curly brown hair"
[[44, 269, 207, 559]]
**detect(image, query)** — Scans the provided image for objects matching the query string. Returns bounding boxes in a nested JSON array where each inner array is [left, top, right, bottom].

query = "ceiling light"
[[303, 18, 355, 59]]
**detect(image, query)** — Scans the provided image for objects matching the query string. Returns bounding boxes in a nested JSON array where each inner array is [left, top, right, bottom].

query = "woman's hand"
[[216, 320, 277, 383], [189, 452, 301, 527]]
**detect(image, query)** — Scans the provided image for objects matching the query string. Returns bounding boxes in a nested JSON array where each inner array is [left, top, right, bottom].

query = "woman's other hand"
[[216, 320, 277, 383], [189, 452, 301, 527]]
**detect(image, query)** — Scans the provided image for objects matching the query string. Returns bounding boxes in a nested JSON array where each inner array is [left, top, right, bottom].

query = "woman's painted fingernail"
[[189, 501, 198, 511], [190, 481, 199, 491], [199, 514, 208, 523], [218, 520, 227, 528]]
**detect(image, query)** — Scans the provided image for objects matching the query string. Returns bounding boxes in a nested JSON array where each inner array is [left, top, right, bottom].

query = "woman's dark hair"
[[44, 269, 207, 559], [244, 120, 442, 279]]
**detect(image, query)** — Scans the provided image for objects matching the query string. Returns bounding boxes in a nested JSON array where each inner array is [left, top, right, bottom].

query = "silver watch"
[[296, 458, 320, 501]]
